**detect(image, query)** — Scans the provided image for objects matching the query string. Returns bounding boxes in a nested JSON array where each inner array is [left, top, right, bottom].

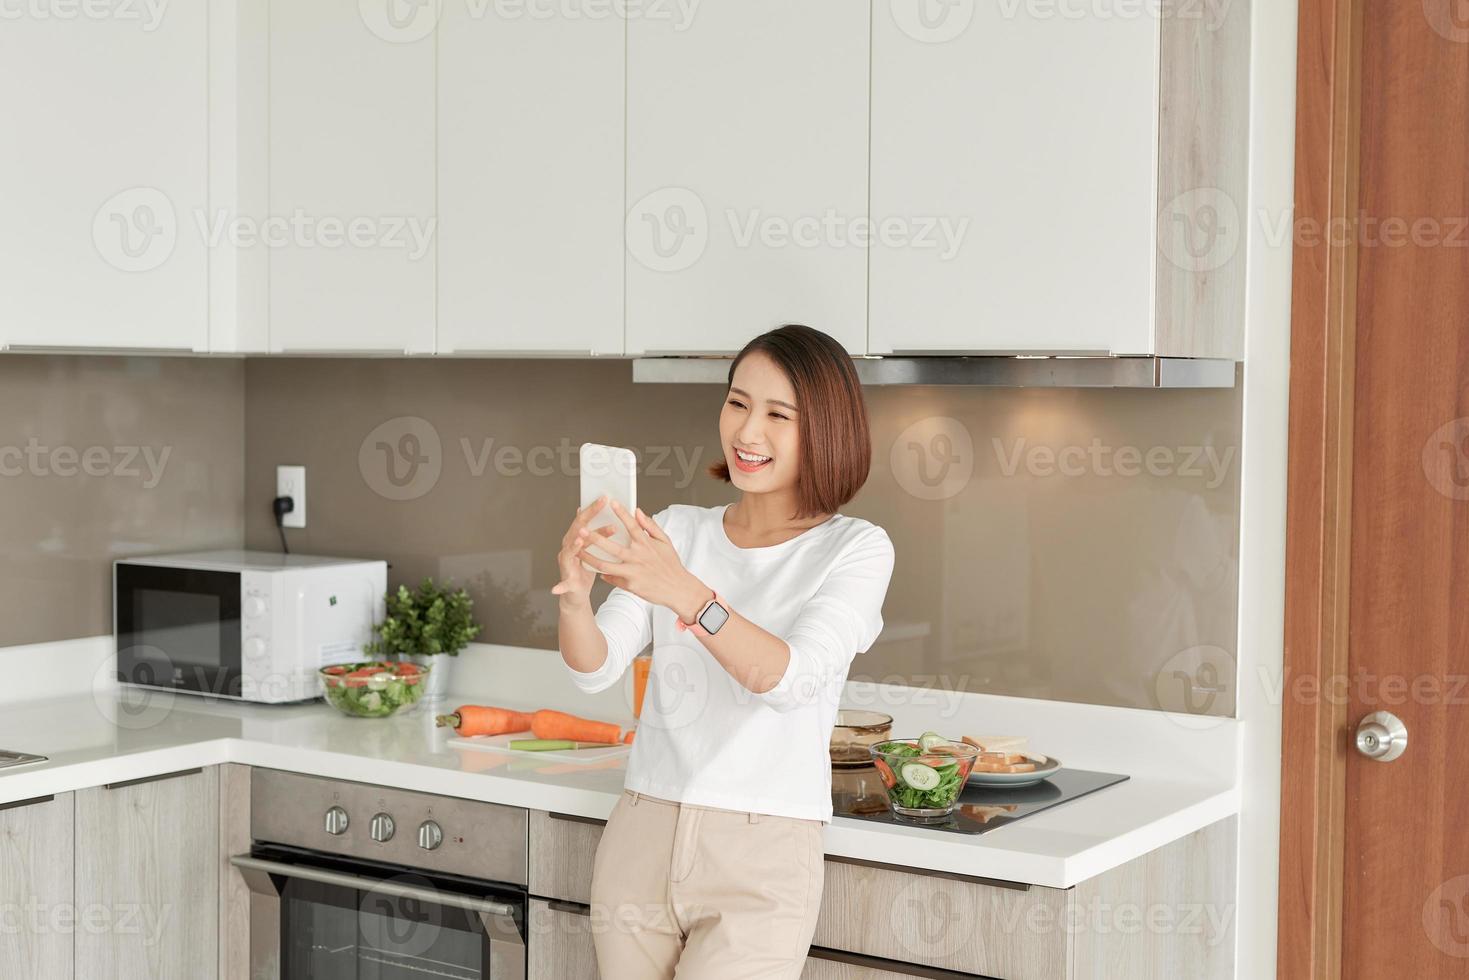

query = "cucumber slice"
[[917, 731, 948, 751], [899, 761, 941, 791]]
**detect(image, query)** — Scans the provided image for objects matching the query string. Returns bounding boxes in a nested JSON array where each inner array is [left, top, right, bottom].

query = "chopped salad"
[[871, 733, 972, 811], [320, 660, 428, 718]]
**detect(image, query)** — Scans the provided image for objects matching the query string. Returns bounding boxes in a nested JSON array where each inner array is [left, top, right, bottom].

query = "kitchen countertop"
[[0, 674, 1239, 889]]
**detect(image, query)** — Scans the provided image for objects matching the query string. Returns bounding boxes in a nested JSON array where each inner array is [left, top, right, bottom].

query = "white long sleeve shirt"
[[564, 502, 896, 822]]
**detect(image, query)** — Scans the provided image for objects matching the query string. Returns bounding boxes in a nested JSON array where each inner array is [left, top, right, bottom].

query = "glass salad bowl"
[[319, 660, 431, 718], [869, 734, 979, 819]]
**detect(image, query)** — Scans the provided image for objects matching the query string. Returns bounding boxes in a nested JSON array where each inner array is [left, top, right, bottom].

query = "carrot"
[[623, 729, 635, 745], [530, 708, 623, 745], [434, 705, 534, 736]]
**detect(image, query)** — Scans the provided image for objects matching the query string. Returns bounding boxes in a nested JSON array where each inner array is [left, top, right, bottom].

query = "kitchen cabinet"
[[0, 792, 73, 978], [437, 7, 624, 356], [528, 898, 601, 980], [264, 0, 436, 354], [75, 767, 220, 980], [869, 3, 1248, 359], [0, 7, 209, 353], [625, 0, 869, 356]]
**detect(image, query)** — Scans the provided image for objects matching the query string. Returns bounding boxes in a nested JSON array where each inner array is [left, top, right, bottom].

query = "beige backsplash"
[[0, 354, 246, 647], [244, 358, 1241, 715]]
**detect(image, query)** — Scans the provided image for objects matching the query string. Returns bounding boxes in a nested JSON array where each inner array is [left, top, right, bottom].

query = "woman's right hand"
[[551, 496, 614, 606]]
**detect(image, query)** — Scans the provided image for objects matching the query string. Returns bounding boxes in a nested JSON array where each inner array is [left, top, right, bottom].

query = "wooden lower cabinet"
[[75, 766, 220, 980], [0, 792, 74, 978], [528, 897, 601, 980]]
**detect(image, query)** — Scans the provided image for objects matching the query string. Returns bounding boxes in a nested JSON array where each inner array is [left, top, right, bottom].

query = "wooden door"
[[1281, 0, 1469, 975]]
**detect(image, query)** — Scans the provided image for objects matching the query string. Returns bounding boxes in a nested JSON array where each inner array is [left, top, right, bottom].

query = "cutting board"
[[447, 730, 631, 764]]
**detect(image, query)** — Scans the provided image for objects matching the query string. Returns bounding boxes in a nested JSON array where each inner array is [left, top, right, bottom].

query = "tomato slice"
[[873, 758, 897, 790], [323, 665, 348, 675], [396, 663, 421, 675]]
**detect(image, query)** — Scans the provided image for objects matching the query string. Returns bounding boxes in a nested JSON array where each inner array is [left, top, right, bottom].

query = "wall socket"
[[276, 465, 306, 528]]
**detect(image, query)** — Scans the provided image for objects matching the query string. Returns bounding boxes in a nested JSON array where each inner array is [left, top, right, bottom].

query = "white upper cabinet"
[[437, 3, 624, 356], [870, 3, 1248, 359], [264, 0, 436, 353], [625, 0, 870, 356], [0, 6, 209, 352]]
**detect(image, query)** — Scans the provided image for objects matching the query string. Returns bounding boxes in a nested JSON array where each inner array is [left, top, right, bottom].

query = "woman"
[[552, 324, 896, 979]]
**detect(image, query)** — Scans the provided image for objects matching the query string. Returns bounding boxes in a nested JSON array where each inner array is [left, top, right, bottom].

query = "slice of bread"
[[962, 735, 1029, 754], [971, 759, 1038, 773]]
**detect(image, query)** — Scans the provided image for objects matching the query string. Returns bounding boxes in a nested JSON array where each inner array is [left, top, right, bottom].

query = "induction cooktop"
[[832, 767, 1129, 836]]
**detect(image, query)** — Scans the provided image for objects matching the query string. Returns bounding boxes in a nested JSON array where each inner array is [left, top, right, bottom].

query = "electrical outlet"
[[276, 465, 306, 528]]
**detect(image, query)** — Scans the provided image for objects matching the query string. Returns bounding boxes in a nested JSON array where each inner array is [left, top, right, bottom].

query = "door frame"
[[1277, 0, 1363, 975]]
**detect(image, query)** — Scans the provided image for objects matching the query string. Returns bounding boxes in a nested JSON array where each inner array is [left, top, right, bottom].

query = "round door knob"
[[324, 805, 349, 835], [1355, 711, 1408, 762], [417, 820, 443, 851], [370, 812, 396, 843]]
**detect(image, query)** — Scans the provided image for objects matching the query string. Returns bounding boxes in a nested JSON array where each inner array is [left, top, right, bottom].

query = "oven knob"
[[244, 637, 268, 660], [244, 596, 268, 619], [370, 812, 396, 843], [324, 805, 349, 836], [417, 820, 444, 851]]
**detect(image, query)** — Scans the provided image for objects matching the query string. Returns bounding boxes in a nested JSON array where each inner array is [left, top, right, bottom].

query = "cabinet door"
[[0, 8, 209, 352], [0, 792, 73, 978], [528, 898, 600, 980], [76, 768, 219, 980], [625, 0, 869, 355], [438, 5, 623, 355], [267, 0, 435, 353], [869, 6, 1158, 355]]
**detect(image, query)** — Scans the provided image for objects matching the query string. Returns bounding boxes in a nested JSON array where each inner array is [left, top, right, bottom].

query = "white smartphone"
[[579, 442, 638, 570]]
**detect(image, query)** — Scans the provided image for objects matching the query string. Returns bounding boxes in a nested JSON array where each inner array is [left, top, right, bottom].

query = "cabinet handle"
[[4, 343, 199, 355], [104, 767, 202, 790], [441, 348, 598, 357], [806, 945, 993, 979], [548, 811, 607, 827], [823, 853, 1031, 891], [546, 899, 591, 917], [0, 794, 55, 812], [230, 854, 521, 921], [276, 347, 413, 355]]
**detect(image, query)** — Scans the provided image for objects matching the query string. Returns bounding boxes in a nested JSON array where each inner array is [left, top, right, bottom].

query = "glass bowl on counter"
[[869, 735, 979, 819], [319, 660, 431, 718], [830, 709, 894, 768]]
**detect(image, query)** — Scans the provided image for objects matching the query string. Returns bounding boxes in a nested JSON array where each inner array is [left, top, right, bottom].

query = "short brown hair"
[[707, 324, 872, 519]]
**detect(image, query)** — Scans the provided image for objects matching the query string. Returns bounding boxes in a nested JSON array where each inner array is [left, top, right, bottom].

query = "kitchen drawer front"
[[528, 898, 601, 980], [804, 944, 996, 979], [528, 809, 606, 904], [813, 857, 1068, 980]]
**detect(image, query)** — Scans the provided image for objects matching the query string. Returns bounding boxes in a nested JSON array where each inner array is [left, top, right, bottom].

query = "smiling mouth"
[[733, 447, 772, 472]]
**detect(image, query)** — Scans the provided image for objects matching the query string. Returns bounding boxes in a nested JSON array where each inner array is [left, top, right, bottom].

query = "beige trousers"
[[588, 788, 825, 979]]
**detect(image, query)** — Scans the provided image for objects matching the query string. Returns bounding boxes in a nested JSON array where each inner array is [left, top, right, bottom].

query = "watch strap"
[[675, 590, 722, 636]]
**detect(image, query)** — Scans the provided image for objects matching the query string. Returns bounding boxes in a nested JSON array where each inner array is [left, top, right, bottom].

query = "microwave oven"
[[114, 550, 387, 704]]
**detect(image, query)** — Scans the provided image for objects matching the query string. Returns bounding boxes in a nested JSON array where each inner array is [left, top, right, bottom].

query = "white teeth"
[[736, 449, 771, 463]]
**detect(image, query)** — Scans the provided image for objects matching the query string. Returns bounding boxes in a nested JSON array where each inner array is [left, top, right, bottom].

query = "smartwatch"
[[676, 590, 729, 637]]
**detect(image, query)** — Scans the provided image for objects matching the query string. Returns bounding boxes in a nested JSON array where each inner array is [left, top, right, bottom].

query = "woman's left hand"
[[577, 502, 710, 622]]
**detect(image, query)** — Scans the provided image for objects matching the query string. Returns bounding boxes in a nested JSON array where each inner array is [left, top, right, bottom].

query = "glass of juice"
[[632, 653, 652, 718]]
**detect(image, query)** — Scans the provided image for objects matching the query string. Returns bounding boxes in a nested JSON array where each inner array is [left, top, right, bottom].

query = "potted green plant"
[[364, 578, 482, 704]]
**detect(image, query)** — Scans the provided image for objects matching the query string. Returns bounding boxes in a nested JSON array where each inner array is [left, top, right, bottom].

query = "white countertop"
[[0, 644, 1240, 889]]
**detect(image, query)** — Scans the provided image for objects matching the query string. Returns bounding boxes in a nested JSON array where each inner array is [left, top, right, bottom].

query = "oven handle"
[[229, 854, 522, 923]]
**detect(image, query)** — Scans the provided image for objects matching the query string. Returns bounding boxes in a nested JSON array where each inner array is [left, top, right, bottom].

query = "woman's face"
[[718, 352, 800, 494]]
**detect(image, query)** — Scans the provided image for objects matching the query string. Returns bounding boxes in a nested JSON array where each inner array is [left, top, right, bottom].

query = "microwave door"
[[115, 564, 243, 697]]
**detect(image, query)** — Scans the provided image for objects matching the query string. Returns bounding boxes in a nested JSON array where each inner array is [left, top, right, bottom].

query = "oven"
[[233, 769, 528, 979]]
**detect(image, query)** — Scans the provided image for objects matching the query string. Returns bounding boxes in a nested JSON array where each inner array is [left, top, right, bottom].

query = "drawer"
[[527, 898, 601, 980], [804, 945, 995, 979], [813, 856, 1068, 980], [528, 808, 606, 904]]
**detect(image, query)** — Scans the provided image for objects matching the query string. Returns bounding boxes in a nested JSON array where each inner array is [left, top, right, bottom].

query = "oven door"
[[231, 848, 526, 980], [115, 563, 243, 697]]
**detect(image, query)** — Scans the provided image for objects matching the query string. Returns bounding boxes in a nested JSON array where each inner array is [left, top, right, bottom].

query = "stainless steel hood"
[[631, 356, 1237, 388]]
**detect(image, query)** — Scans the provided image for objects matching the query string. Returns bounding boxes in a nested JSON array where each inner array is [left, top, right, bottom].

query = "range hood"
[[632, 356, 1237, 389]]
